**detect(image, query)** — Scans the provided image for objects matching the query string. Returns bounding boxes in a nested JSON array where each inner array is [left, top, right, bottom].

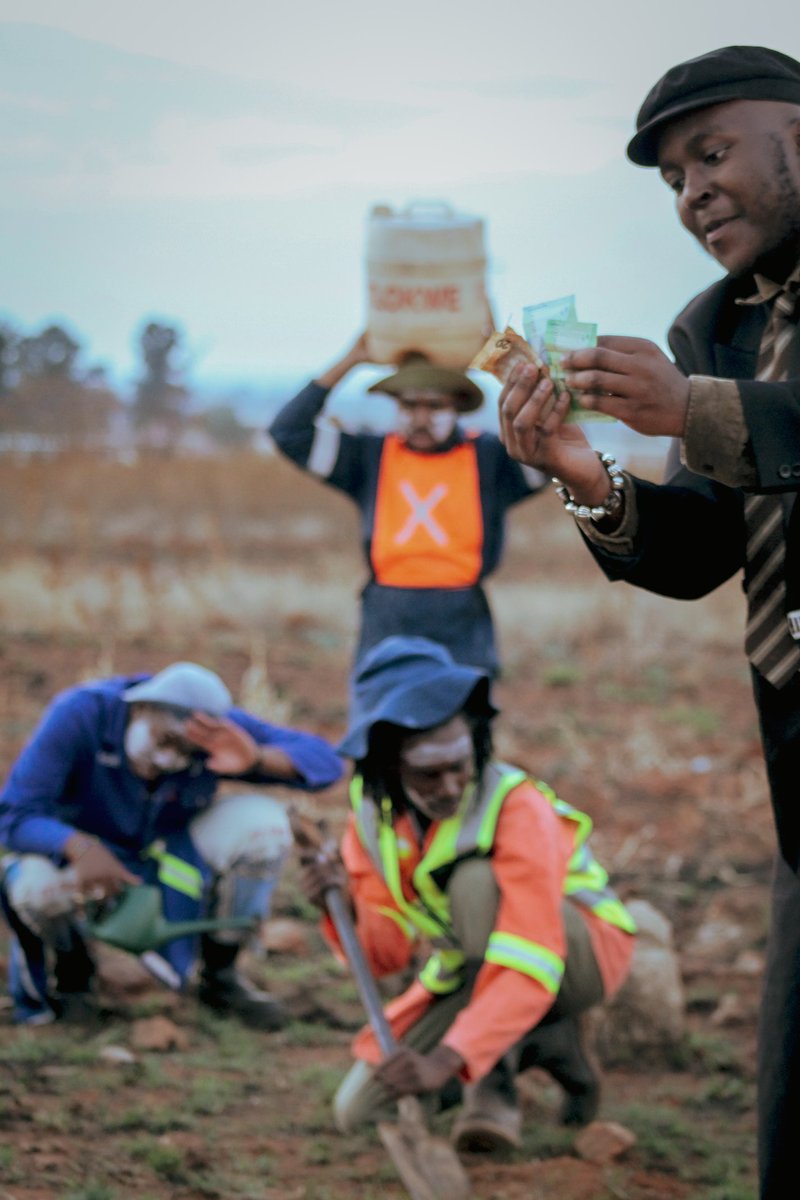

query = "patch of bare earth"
[[0, 454, 763, 1198]]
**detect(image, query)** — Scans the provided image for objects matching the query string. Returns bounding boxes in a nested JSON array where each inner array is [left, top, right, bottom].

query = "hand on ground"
[[374, 1044, 464, 1096]]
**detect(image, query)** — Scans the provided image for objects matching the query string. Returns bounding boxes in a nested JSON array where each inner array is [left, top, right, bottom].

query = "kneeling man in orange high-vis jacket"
[[299, 635, 635, 1152]]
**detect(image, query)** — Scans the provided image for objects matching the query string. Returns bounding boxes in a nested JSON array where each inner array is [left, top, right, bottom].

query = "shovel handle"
[[289, 812, 396, 1056], [324, 886, 398, 1061], [325, 884, 471, 1199]]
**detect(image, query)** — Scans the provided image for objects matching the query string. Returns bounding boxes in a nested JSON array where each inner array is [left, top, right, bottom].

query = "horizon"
[[4, 3, 798, 391]]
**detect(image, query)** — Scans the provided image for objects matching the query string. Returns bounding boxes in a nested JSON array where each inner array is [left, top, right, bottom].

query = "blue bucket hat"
[[338, 636, 496, 761]]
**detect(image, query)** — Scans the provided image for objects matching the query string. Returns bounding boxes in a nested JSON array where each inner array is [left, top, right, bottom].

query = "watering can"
[[85, 885, 258, 955]]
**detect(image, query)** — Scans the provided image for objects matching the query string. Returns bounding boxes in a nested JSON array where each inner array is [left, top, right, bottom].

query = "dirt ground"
[[0, 454, 769, 1199]]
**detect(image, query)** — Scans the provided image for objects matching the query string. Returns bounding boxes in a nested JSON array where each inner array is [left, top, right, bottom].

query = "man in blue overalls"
[[0, 661, 343, 1026]]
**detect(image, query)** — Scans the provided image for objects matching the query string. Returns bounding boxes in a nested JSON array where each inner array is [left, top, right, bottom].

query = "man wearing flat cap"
[[497, 44, 800, 1199], [269, 332, 546, 678], [0, 661, 343, 1027]]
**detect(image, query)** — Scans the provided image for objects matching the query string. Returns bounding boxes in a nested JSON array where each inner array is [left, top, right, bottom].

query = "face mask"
[[124, 715, 193, 778]]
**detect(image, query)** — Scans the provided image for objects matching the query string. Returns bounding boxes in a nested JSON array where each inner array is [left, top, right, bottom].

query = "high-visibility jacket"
[[325, 764, 636, 1079], [350, 763, 635, 996]]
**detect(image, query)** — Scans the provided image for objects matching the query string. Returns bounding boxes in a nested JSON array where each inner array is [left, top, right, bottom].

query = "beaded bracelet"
[[553, 452, 626, 522]]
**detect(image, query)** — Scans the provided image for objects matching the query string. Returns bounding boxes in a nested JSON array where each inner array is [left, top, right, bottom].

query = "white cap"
[[121, 663, 232, 716]]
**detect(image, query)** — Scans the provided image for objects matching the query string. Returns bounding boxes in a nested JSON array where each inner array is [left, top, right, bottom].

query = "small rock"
[[99, 1044, 137, 1065], [710, 992, 746, 1027], [95, 943, 159, 997], [130, 1015, 189, 1051], [686, 917, 745, 958], [591, 899, 686, 1059], [574, 1120, 637, 1164], [260, 917, 312, 956], [733, 949, 765, 976]]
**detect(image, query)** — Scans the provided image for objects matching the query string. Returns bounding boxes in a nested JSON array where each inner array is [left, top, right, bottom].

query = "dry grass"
[[1, 449, 745, 658], [0, 554, 357, 639], [1, 447, 755, 814]]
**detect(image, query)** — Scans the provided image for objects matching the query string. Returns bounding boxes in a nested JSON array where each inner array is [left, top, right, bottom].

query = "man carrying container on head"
[[268, 335, 547, 678], [298, 635, 635, 1151], [0, 661, 343, 1027]]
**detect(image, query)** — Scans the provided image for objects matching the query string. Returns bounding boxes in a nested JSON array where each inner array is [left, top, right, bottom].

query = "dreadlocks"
[[358, 707, 494, 811]]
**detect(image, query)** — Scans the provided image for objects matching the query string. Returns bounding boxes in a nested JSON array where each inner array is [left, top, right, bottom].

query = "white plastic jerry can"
[[365, 201, 493, 370]]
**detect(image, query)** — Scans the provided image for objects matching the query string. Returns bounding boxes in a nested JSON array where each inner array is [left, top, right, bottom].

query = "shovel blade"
[[378, 1118, 471, 1200]]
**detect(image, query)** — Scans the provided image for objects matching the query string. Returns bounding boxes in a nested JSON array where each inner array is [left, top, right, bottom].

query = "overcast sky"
[[2, 0, 799, 396]]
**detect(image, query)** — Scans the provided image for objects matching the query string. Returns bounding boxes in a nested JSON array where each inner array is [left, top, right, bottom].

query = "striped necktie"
[[743, 281, 800, 688]]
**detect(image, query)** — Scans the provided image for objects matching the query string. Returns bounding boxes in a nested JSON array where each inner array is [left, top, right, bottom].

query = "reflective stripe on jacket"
[[350, 763, 635, 996]]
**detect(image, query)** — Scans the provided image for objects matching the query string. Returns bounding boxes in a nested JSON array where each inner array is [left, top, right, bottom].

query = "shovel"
[[324, 884, 471, 1200]]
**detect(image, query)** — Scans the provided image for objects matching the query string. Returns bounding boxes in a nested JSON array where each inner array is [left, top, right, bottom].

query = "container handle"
[[402, 200, 455, 219]]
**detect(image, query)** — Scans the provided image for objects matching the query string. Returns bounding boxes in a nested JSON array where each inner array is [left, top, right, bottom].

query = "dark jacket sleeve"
[[583, 473, 744, 599], [225, 708, 344, 791], [268, 380, 329, 467], [582, 277, 752, 600], [268, 380, 371, 500]]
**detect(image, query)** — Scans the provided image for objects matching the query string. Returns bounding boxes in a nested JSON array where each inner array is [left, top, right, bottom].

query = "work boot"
[[519, 1014, 601, 1127], [451, 1084, 522, 1153], [52, 927, 100, 1025], [51, 991, 102, 1025], [451, 1058, 522, 1153], [197, 937, 287, 1032]]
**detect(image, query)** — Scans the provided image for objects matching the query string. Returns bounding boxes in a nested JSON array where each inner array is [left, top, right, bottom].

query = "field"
[[0, 449, 770, 1199]]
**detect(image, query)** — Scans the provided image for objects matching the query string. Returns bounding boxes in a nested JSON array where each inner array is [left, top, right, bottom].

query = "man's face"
[[124, 704, 201, 780], [397, 715, 475, 822], [657, 99, 800, 279], [393, 390, 459, 452]]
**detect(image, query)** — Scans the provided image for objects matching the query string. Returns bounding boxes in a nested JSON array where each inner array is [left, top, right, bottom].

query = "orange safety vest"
[[370, 434, 483, 588]]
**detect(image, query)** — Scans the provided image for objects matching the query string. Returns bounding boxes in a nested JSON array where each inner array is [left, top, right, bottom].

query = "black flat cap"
[[628, 45, 800, 167]]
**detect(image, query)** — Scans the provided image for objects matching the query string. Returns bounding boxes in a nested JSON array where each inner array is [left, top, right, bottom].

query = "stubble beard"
[[737, 136, 800, 280]]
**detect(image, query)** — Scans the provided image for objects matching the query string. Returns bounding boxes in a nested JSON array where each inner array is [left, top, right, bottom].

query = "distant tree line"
[[0, 318, 252, 453]]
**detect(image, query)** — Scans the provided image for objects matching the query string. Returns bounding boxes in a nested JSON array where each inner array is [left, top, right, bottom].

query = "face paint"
[[400, 733, 473, 770], [124, 713, 194, 779], [394, 393, 459, 450], [398, 718, 475, 822]]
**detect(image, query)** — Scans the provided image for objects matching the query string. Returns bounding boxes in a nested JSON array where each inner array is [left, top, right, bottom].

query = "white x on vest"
[[394, 481, 449, 545]]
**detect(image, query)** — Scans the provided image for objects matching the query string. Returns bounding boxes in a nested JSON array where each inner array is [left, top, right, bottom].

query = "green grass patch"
[[658, 704, 721, 734], [129, 1138, 191, 1184], [599, 663, 675, 705], [542, 662, 582, 687], [64, 1185, 117, 1200], [103, 1104, 194, 1134]]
